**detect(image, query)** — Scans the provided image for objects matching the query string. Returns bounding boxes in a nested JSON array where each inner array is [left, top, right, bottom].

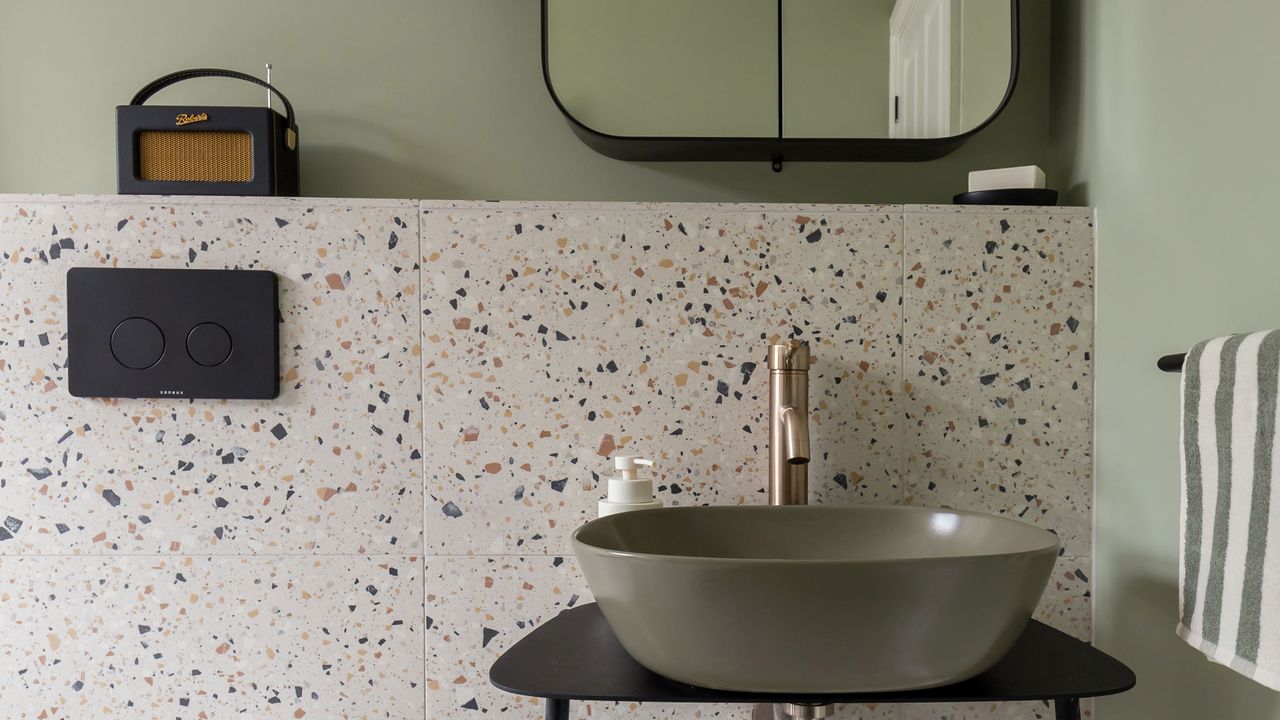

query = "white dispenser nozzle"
[[599, 454, 662, 517]]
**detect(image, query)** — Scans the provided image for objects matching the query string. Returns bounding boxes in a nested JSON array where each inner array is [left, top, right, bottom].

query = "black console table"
[[490, 603, 1134, 720]]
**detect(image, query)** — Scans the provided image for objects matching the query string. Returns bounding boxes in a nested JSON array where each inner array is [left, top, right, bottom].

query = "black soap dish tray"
[[953, 188, 1059, 206]]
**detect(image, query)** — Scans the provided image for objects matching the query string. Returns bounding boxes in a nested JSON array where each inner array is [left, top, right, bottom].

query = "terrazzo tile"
[[0, 554, 424, 718], [902, 210, 1094, 557], [418, 201, 1092, 217], [423, 555, 895, 720], [421, 204, 905, 554], [0, 199, 422, 554], [0, 195, 1096, 720], [1036, 555, 1093, 641]]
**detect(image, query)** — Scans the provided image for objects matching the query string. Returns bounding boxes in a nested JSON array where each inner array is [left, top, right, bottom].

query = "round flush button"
[[110, 317, 165, 370], [186, 322, 233, 367]]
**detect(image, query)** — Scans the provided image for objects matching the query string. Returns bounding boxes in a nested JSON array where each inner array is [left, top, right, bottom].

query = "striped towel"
[[1180, 331, 1280, 690]]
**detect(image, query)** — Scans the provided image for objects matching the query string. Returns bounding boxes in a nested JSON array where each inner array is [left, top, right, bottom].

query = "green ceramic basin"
[[572, 505, 1059, 693]]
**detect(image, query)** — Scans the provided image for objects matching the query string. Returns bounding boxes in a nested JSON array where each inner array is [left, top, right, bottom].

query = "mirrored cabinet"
[[542, 0, 1019, 166]]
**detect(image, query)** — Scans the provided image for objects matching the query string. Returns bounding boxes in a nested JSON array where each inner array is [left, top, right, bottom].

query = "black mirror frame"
[[541, 0, 1020, 168]]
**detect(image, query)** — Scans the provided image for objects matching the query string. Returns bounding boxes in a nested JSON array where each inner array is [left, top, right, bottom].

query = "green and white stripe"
[[1179, 330, 1280, 690]]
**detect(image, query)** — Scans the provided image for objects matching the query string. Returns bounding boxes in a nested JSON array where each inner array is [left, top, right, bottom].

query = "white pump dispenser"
[[598, 454, 663, 517]]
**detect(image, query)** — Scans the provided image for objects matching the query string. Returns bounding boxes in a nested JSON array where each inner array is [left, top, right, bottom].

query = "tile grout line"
[[417, 202, 429, 720], [0, 551, 1096, 561], [900, 210, 909, 511], [1089, 208, 1100, 662], [0, 552, 427, 559], [899, 211, 909, 720], [413, 199, 1095, 217]]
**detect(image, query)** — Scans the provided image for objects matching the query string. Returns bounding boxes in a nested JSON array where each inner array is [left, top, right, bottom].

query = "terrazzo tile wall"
[[0, 197, 426, 718], [0, 196, 1093, 720], [419, 202, 1094, 720]]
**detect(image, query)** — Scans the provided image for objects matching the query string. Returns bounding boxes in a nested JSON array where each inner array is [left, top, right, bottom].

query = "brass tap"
[[768, 340, 810, 506]]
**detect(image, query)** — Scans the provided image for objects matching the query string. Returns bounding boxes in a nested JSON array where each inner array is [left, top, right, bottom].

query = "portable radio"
[[116, 68, 299, 196]]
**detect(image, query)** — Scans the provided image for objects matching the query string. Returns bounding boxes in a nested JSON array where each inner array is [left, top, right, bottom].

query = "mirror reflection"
[[545, 0, 1014, 140]]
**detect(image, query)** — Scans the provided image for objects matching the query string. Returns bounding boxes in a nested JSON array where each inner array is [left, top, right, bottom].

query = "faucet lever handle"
[[768, 340, 810, 371]]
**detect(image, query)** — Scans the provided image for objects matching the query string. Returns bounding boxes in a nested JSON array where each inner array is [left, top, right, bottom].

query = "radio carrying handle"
[[129, 68, 297, 136]]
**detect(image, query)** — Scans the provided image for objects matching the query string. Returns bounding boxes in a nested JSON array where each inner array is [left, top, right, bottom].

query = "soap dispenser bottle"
[[598, 454, 663, 517]]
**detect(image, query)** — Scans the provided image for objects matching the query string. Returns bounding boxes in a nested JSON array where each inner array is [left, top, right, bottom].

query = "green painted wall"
[[1050, 1, 1280, 717], [0, 0, 1047, 203]]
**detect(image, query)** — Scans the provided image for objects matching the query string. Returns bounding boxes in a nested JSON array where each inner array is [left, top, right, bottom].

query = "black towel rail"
[[1158, 354, 1186, 373]]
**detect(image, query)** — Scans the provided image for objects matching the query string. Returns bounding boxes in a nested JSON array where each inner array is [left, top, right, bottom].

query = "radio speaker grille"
[[137, 130, 252, 182]]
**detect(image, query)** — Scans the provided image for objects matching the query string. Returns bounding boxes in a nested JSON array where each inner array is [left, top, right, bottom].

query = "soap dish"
[[953, 188, 1059, 206]]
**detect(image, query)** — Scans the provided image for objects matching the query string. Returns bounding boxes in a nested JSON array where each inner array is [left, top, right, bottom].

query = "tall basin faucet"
[[768, 340, 810, 506]]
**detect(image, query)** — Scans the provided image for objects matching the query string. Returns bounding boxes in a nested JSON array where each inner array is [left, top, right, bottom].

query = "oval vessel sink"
[[572, 505, 1059, 693]]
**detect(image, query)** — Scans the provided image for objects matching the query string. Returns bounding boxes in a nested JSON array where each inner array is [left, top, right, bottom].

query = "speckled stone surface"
[[895, 210, 1095, 720], [0, 554, 424, 718], [903, 210, 1094, 558], [421, 204, 905, 555], [1038, 556, 1093, 641], [419, 202, 1095, 720], [0, 197, 1096, 720], [0, 197, 423, 554]]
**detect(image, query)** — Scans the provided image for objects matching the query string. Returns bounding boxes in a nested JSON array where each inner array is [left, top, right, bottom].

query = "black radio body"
[[116, 69, 299, 196]]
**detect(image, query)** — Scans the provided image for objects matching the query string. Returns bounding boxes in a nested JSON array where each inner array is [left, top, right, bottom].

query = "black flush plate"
[[67, 268, 278, 399]]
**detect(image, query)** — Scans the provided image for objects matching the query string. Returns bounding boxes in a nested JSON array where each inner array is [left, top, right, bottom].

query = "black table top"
[[490, 603, 1135, 705]]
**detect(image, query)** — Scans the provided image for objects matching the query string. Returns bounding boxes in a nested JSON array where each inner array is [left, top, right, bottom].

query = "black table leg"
[[1054, 697, 1081, 720], [545, 697, 570, 720]]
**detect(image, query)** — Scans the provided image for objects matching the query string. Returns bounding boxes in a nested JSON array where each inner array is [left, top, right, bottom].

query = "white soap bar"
[[968, 165, 1046, 192]]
